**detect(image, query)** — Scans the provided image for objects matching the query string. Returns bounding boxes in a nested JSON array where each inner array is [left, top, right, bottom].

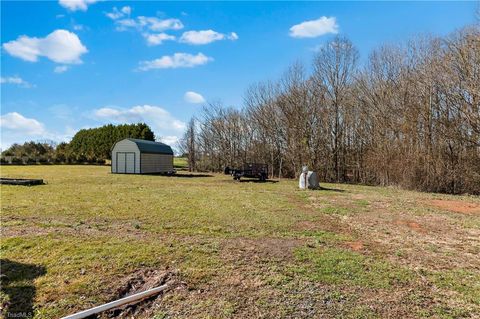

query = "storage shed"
[[111, 138, 174, 174]]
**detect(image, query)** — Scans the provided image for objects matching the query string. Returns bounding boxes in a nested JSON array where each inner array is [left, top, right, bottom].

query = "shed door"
[[126, 153, 135, 173], [116, 152, 136, 174], [116, 153, 126, 173]]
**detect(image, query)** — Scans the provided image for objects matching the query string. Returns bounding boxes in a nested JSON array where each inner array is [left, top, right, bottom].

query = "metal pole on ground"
[[61, 283, 169, 319]]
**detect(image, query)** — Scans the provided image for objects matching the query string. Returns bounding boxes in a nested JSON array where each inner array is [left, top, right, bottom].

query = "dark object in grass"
[[0, 178, 44, 186], [231, 163, 268, 181]]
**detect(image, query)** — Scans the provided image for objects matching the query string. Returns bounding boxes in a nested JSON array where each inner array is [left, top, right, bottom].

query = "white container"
[[299, 166, 320, 189]]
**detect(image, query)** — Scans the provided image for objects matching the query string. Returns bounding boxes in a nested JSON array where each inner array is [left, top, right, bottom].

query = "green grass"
[[293, 247, 414, 289], [430, 269, 480, 305], [2, 234, 220, 317], [1, 165, 479, 318], [174, 157, 188, 169]]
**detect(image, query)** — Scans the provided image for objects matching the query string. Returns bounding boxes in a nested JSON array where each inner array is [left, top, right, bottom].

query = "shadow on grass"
[[142, 172, 213, 178], [317, 186, 346, 192], [0, 259, 46, 318], [170, 173, 214, 178], [238, 179, 279, 184]]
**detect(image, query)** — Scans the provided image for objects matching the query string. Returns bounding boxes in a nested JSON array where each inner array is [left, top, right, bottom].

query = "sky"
[[1, 1, 478, 149]]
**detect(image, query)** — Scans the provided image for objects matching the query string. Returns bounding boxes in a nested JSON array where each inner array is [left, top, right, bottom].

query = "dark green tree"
[[68, 123, 155, 161]]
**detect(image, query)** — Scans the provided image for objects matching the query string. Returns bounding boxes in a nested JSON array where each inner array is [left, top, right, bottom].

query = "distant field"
[[1, 165, 479, 318], [173, 157, 188, 170]]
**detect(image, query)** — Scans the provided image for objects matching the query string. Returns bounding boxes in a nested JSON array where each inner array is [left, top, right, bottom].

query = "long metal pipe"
[[60, 283, 169, 319]]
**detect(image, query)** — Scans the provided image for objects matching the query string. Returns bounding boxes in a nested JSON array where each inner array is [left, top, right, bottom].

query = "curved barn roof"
[[127, 138, 174, 155]]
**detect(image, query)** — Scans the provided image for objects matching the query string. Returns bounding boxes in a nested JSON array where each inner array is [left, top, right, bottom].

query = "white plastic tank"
[[299, 166, 320, 189]]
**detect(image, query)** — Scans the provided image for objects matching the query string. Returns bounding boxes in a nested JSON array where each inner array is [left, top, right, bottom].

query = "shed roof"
[[126, 138, 174, 155]]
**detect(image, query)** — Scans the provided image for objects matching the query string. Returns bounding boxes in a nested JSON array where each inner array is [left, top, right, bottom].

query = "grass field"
[[1, 165, 479, 318]]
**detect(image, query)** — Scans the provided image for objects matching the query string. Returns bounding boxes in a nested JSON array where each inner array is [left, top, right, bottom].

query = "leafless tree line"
[[180, 26, 480, 194]]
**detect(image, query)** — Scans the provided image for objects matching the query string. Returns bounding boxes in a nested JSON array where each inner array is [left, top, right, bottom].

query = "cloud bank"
[[0, 112, 45, 135], [92, 105, 186, 145]]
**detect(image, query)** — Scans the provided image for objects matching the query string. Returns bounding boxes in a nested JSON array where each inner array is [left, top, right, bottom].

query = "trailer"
[[228, 163, 268, 181]]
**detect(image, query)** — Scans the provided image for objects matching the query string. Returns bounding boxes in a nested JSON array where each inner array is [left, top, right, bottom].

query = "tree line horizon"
[[1, 123, 155, 164], [180, 25, 479, 195]]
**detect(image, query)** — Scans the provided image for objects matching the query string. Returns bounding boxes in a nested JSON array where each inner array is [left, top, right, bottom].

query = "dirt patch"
[[103, 269, 184, 318], [394, 220, 427, 233], [294, 220, 323, 231], [428, 199, 480, 215], [221, 237, 303, 263], [345, 241, 364, 251]]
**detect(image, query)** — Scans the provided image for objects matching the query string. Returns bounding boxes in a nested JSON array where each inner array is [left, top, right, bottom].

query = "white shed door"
[[116, 152, 136, 173], [117, 153, 126, 173], [126, 153, 135, 173]]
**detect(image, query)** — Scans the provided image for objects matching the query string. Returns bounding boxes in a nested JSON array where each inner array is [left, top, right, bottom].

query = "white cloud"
[[289, 16, 338, 38], [114, 15, 183, 32], [184, 91, 206, 104], [0, 112, 45, 135], [121, 6, 131, 15], [2, 29, 88, 64], [137, 52, 213, 71], [115, 18, 137, 29], [143, 33, 175, 46], [54, 65, 69, 73], [106, 6, 131, 20], [105, 8, 187, 48], [1, 76, 33, 88], [92, 105, 186, 144], [59, 0, 99, 12], [109, 11, 183, 45], [160, 135, 180, 146], [138, 17, 183, 31], [180, 30, 238, 45], [0, 107, 85, 149]]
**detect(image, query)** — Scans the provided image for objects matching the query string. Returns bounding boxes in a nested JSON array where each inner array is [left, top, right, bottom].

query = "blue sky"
[[1, 1, 477, 149]]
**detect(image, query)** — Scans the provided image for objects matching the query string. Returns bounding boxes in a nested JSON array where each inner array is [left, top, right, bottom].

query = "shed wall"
[[140, 153, 173, 173], [111, 140, 140, 173]]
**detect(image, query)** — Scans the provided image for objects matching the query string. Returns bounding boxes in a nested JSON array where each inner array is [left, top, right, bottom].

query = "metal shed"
[[111, 138, 174, 174]]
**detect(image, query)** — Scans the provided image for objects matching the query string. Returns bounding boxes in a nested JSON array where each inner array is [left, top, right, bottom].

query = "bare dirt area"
[[428, 199, 480, 214], [394, 219, 427, 233], [220, 237, 303, 262], [301, 187, 480, 271], [345, 240, 364, 251], [302, 185, 480, 317], [359, 208, 480, 270]]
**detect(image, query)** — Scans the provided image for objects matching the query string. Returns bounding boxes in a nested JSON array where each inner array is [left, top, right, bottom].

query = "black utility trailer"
[[227, 163, 268, 181]]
